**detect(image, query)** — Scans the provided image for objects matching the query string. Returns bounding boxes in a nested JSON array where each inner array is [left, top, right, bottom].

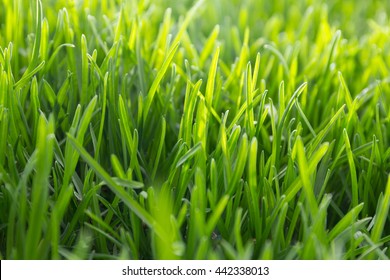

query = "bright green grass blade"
[[328, 203, 364, 241], [205, 195, 229, 236], [30, 0, 42, 68], [296, 136, 318, 217], [371, 175, 390, 243], [63, 96, 97, 194], [228, 134, 248, 196], [183, 79, 202, 146], [343, 129, 359, 208], [176, 142, 202, 168], [14, 61, 45, 90], [143, 42, 179, 124], [80, 34, 89, 105], [263, 44, 289, 78], [307, 105, 345, 157], [150, 8, 172, 68], [25, 114, 54, 259], [205, 46, 219, 113], [95, 73, 108, 160], [285, 141, 329, 203], [67, 134, 161, 236], [1, 0, 390, 261]]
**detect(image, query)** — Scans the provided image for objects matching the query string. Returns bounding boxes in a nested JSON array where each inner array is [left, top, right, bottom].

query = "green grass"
[[0, 0, 390, 260]]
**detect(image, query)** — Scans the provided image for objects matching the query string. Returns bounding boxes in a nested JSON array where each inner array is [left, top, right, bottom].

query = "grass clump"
[[0, 0, 390, 260]]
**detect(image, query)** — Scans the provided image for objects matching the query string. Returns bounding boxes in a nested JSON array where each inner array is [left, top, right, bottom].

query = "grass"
[[0, 0, 389, 260]]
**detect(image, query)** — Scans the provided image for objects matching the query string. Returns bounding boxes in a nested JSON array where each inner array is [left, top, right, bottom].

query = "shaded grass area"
[[0, 0, 389, 259]]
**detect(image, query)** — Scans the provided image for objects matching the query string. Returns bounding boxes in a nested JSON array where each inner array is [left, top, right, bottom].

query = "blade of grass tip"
[[57, 73, 72, 108], [143, 42, 179, 124], [61, 184, 101, 244], [246, 63, 255, 137], [295, 100, 317, 137], [322, 30, 341, 80], [13, 61, 45, 90], [45, 43, 75, 72], [176, 142, 202, 168], [150, 8, 172, 68], [296, 136, 318, 217], [219, 112, 231, 180], [40, 18, 49, 63], [252, 52, 261, 92], [117, 96, 142, 180], [285, 140, 329, 203], [196, 91, 222, 124], [338, 71, 357, 127], [228, 134, 248, 196], [227, 90, 264, 133], [205, 46, 220, 119], [80, 34, 89, 106], [42, 80, 56, 108], [111, 177, 144, 189], [343, 129, 358, 208], [14, 0, 43, 89], [371, 175, 390, 243], [114, 4, 125, 43], [363, 136, 377, 216], [30, 0, 42, 68], [87, 53, 104, 81], [278, 82, 307, 130], [205, 195, 229, 236], [67, 134, 162, 237], [194, 48, 220, 150], [62, 96, 98, 194], [76, 96, 98, 143], [359, 233, 389, 260], [95, 73, 108, 160], [118, 95, 134, 152], [307, 104, 345, 157], [184, 79, 202, 146], [255, 90, 269, 137], [263, 44, 290, 78], [328, 203, 364, 241]]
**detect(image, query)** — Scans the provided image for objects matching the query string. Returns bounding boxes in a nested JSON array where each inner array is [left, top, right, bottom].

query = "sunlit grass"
[[0, 0, 389, 260]]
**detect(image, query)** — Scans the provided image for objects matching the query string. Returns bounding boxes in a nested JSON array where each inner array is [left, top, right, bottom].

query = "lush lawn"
[[0, 0, 389, 259]]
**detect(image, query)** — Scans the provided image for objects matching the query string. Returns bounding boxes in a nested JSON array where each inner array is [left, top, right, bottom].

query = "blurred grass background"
[[0, 0, 389, 260]]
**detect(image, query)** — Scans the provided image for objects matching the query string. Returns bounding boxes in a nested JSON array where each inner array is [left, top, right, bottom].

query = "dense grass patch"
[[0, 0, 389, 259]]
